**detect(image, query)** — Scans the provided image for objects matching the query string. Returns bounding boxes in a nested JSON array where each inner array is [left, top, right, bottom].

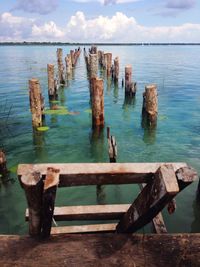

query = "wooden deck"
[[0, 233, 200, 267]]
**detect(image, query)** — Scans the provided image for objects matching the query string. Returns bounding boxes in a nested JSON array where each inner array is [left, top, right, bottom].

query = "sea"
[[0, 44, 200, 234]]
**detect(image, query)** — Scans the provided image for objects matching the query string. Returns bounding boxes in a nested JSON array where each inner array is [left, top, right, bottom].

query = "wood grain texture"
[[0, 233, 200, 267]]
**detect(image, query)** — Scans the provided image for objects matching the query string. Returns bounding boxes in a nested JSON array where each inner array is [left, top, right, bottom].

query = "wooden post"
[[29, 78, 43, 127], [104, 53, 112, 76], [65, 54, 72, 76], [47, 64, 57, 101], [0, 150, 9, 179], [57, 48, 65, 85], [142, 84, 158, 126], [19, 171, 43, 236], [92, 78, 104, 128], [125, 65, 136, 96], [70, 50, 75, 67], [107, 127, 117, 163], [41, 167, 60, 238], [89, 53, 98, 78], [114, 57, 119, 82]]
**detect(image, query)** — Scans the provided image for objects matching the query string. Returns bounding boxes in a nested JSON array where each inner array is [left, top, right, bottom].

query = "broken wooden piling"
[[29, 78, 44, 127], [125, 65, 136, 97], [107, 127, 117, 163], [57, 48, 65, 85], [113, 57, 119, 82], [142, 84, 158, 126], [47, 64, 57, 101], [91, 77, 104, 128], [65, 54, 72, 76], [104, 53, 112, 76], [89, 53, 98, 78]]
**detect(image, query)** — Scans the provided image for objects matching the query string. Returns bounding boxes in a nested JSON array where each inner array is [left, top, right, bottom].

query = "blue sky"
[[0, 0, 200, 42]]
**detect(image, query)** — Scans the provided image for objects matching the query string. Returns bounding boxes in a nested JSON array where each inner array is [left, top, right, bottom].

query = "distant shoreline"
[[0, 42, 200, 46]]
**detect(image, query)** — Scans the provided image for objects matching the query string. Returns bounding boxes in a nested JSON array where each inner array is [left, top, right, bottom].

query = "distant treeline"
[[0, 42, 200, 46]]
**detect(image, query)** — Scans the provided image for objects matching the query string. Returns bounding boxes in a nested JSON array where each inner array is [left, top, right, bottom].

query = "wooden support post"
[[65, 54, 72, 76], [41, 167, 60, 238], [47, 64, 57, 101], [0, 150, 9, 179], [142, 84, 158, 126], [70, 50, 75, 67], [104, 53, 112, 76], [89, 53, 98, 78], [116, 165, 180, 233], [19, 171, 43, 236], [107, 127, 117, 163], [90, 45, 97, 54], [29, 78, 43, 127], [91, 78, 104, 128], [125, 65, 136, 97], [114, 57, 119, 82], [57, 48, 65, 85]]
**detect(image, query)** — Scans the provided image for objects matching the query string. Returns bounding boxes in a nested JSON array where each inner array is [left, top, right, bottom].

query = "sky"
[[0, 0, 200, 42]]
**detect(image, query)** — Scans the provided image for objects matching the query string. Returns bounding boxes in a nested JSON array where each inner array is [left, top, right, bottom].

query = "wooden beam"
[[26, 204, 130, 221], [140, 184, 167, 234], [18, 163, 187, 187], [116, 164, 191, 233], [51, 224, 117, 234]]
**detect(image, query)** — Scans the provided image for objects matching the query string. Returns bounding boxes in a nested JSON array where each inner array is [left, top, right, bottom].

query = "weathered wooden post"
[[29, 78, 44, 127], [114, 57, 119, 82], [41, 167, 60, 238], [142, 84, 158, 126], [65, 54, 72, 76], [104, 53, 112, 76], [57, 48, 65, 85], [89, 53, 98, 78], [91, 78, 104, 128], [0, 150, 9, 179], [47, 64, 57, 101], [20, 171, 43, 236], [70, 50, 75, 67], [107, 127, 117, 163], [125, 65, 136, 96]]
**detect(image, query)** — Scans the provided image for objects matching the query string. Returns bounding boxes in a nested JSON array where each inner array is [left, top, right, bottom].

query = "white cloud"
[[0, 11, 200, 43], [73, 0, 140, 4]]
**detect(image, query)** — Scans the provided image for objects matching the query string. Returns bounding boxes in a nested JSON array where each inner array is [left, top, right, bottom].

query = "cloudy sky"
[[0, 0, 200, 42]]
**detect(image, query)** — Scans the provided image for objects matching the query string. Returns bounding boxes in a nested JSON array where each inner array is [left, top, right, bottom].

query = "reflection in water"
[[89, 127, 106, 204], [141, 111, 157, 145], [113, 82, 119, 103], [122, 95, 136, 121], [32, 128, 47, 161], [191, 199, 200, 232], [106, 77, 112, 93], [59, 85, 66, 106]]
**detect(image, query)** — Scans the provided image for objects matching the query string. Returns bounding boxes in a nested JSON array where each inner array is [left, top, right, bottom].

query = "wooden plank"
[[116, 165, 180, 233], [1, 234, 200, 267], [18, 162, 187, 187], [26, 204, 130, 221], [41, 167, 60, 238], [51, 224, 117, 234]]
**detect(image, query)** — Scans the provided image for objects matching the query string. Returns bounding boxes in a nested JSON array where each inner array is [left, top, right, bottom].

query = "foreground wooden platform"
[[0, 233, 200, 267]]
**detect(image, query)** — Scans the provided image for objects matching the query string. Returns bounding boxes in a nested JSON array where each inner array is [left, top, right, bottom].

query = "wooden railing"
[[18, 162, 198, 238]]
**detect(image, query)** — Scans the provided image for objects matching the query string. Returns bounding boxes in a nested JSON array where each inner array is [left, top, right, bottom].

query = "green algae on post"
[[44, 109, 69, 115], [37, 126, 50, 132], [9, 165, 18, 174]]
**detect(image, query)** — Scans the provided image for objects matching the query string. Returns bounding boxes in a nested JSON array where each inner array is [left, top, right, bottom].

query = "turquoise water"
[[0, 45, 200, 234]]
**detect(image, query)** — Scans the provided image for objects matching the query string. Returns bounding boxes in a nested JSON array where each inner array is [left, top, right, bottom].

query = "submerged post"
[[57, 48, 65, 85], [29, 78, 43, 127], [92, 77, 104, 128], [142, 84, 158, 126]]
